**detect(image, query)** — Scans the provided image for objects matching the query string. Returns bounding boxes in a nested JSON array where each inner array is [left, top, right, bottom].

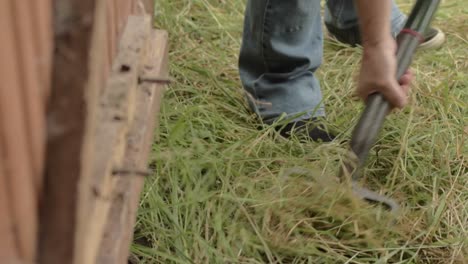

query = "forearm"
[[354, 0, 412, 108], [354, 0, 393, 47]]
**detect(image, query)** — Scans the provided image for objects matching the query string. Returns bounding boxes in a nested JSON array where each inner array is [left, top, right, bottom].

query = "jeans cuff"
[[262, 109, 326, 125]]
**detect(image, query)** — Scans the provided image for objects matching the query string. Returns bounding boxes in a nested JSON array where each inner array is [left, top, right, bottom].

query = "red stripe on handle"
[[400, 28, 425, 43]]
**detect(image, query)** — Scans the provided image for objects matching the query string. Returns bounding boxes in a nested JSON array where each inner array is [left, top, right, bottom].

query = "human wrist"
[[362, 33, 393, 50], [363, 35, 395, 58]]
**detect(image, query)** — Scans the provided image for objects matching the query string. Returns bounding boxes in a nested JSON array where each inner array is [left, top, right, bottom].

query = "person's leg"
[[324, 0, 445, 49], [324, 0, 405, 46], [239, 0, 325, 124]]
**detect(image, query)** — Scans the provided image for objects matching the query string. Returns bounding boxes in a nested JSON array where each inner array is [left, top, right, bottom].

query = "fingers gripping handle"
[[349, 0, 441, 180]]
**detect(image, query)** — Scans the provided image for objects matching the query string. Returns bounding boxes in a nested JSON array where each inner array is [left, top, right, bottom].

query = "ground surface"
[[131, 0, 467, 263]]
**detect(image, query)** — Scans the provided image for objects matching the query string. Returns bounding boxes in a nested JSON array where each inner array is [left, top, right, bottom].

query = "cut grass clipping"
[[132, 0, 467, 263]]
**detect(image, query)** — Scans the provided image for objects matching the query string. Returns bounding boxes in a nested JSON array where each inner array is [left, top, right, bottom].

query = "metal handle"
[[349, 0, 441, 180]]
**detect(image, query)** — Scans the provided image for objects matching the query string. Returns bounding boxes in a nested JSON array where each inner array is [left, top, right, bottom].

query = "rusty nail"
[[112, 168, 151, 177], [138, 76, 172, 85]]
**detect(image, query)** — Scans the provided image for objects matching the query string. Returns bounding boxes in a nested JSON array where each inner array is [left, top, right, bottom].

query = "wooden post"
[[39, 1, 165, 264], [39, 1, 96, 263]]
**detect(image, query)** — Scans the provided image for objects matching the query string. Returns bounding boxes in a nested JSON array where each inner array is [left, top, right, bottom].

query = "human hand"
[[357, 38, 413, 109]]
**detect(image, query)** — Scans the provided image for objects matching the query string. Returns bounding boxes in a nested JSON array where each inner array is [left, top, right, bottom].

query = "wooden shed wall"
[[0, 0, 160, 263]]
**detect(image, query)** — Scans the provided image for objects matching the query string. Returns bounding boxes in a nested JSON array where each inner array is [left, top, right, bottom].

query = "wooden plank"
[[39, 0, 96, 263], [74, 15, 151, 264], [0, 1, 39, 262], [117, 29, 169, 263], [96, 29, 169, 264], [77, 1, 110, 204]]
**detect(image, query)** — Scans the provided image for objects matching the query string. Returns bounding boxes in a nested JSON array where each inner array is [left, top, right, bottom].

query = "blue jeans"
[[239, 0, 406, 123]]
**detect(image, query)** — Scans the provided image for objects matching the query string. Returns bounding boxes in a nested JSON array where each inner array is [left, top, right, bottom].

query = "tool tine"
[[352, 182, 400, 213]]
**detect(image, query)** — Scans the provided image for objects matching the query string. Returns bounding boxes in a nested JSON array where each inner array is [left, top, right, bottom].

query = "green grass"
[[131, 0, 467, 263]]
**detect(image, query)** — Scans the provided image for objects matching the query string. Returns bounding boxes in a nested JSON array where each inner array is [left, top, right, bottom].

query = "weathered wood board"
[[97, 29, 169, 264]]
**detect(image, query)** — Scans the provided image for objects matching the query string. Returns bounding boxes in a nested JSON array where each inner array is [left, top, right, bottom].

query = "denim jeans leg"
[[324, 0, 407, 46], [239, 0, 324, 124]]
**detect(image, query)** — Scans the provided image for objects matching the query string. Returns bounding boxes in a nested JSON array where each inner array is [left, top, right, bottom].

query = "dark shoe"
[[276, 118, 336, 143]]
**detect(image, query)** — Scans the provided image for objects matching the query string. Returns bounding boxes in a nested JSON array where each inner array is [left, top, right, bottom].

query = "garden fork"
[[340, 0, 442, 213]]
